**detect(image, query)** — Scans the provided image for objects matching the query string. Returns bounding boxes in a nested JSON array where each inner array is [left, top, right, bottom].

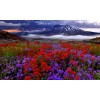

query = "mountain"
[[0, 31, 26, 41], [1, 21, 100, 36], [50, 24, 82, 35], [26, 24, 100, 36]]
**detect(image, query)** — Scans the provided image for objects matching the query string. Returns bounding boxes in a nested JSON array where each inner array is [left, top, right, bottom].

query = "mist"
[[22, 34, 100, 40]]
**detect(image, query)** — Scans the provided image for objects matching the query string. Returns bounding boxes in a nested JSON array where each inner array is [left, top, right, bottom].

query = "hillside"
[[91, 37, 100, 42], [0, 31, 26, 41], [86, 37, 100, 44]]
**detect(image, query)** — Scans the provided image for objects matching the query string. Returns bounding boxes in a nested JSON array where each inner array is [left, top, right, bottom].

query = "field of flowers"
[[0, 40, 100, 80]]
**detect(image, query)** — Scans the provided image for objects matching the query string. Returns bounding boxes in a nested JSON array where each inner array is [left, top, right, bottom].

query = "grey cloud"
[[35, 20, 100, 28], [0, 21, 21, 26]]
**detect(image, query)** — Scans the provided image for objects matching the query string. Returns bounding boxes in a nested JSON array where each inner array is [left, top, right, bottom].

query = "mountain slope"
[[0, 31, 26, 41], [89, 37, 100, 43]]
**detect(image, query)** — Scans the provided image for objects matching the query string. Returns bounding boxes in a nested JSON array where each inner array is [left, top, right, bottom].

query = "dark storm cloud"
[[0, 20, 100, 28], [35, 20, 100, 28]]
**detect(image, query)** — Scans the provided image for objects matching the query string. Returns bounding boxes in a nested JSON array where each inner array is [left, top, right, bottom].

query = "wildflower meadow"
[[0, 41, 100, 80]]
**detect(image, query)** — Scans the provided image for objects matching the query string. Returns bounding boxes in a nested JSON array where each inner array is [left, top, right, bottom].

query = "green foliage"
[[95, 73, 100, 80], [89, 43, 100, 56]]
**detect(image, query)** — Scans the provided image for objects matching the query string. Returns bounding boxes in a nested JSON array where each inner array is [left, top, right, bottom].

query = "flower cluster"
[[0, 41, 100, 80]]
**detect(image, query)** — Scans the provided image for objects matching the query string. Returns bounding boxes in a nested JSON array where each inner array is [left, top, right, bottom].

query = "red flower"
[[23, 63, 28, 69], [24, 69, 29, 74], [46, 66, 51, 71], [31, 59, 37, 63], [64, 53, 68, 58], [28, 52, 31, 57], [34, 71, 42, 78], [80, 53, 84, 58], [24, 76, 31, 80], [64, 76, 68, 79], [75, 75, 80, 80], [72, 71, 77, 75], [30, 59, 38, 68], [70, 60, 74, 63], [91, 56, 95, 61], [70, 60, 78, 66], [40, 61, 51, 72], [67, 67, 72, 73]]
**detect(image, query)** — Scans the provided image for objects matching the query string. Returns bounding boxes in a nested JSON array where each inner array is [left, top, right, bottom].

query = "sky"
[[0, 20, 100, 32], [34, 20, 100, 28], [0, 20, 100, 27]]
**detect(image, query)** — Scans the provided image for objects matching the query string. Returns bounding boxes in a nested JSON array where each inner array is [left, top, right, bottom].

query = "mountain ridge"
[[0, 31, 26, 41]]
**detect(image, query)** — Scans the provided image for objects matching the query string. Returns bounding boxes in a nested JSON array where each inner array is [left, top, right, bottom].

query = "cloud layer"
[[0, 20, 100, 28], [22, 34, 100, 40], [0, 21, 21, 26], [35, 20, 100, 28]]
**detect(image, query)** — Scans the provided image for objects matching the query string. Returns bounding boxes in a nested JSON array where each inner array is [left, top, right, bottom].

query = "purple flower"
[[2, 69, 8, 73], [54, 63, 59, 67], [98, 62, 100, 65], [16, 64, 23, 68], [87, 60, 92, 66], [63, 71, 68, 77], [56, 76, 63, 80], [87, 74, 92, 80], [51, 67, 58, 73], [88, 68, 92, 71], [96, 56, 100, 61], [18, 69, 22, 73], [78, 72, 82, 77], [82, 77, 86, 80], [58, 70, 64, 74], [47, 76, 53, 80], [94, 71, 97, 74], [17, 73, 24, 79], [22, 60, 26, 64], [17, 60, 21, 64], [7, 71, 11, 74], [3, 76, 9, 80], [97, 70, 100, 73]]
